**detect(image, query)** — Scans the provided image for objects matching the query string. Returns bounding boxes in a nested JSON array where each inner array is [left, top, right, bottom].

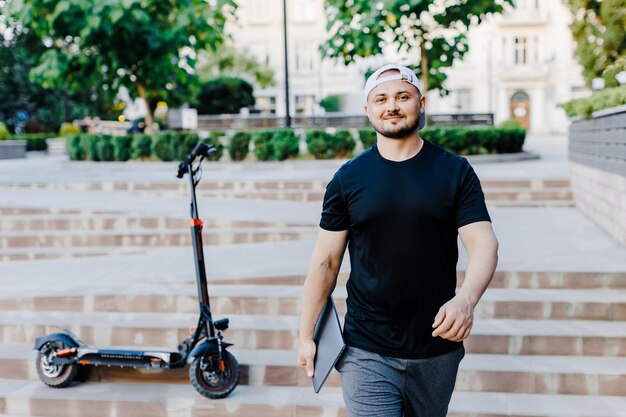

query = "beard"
[[371, 115, 420, 139]]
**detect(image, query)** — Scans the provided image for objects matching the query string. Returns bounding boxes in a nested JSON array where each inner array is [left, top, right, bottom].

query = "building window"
[[533, 36, 539, 63], [292, 0, 317, 22], [457, 88, 472, 111], [295, 95, 314, 114], [248, 0, 271, 24], [514, 36, 527, 65], [295, 42, 316, 73], [256, 96, 276, 114]]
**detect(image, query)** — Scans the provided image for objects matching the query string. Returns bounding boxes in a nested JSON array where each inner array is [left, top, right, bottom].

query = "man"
[[298, 64, 499, 417]]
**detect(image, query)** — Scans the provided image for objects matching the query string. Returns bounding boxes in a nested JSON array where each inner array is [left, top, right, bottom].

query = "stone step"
[[0, 379, 624, 417], [210, 271, 626, 290], [1, 287, 624, 321], [486, 200, 576, 208], [1, 312, 625, 356], [0, 217, 310, 232], [0, 179, 571, 193], [0, 228, 315, 249], [1, 346, 625, 396]]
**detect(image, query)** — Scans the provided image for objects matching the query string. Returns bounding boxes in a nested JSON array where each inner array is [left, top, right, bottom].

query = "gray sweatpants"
[[336, 345, 464, 417]]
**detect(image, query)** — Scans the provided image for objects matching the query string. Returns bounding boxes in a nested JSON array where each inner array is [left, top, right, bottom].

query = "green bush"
[[561, 85, 626, 119], [229, 132, 252, 161], [154, 132, 175, 161], [96, 134, 115, 161], [66, 135, 85, 160], [331, 130, 356, 158], [306, 129, 334, 159], [358, 129, 377, 149], [59, 122, 81, 136], [498, 118, 523, 129], [169, 132, 197, 161], [80, 134, 99, 161], [320, 95, 342, 112], [253, 131, 274, 161], [114, 135, 133, 161], [133, 134, 153, 159], [11, 133, 55, 151], [422, 127, 525, 155], [209, 130, 226, 141], [201, 134, 224, 161], [271, 129, 299, 161], [0, 122, 10, 140]]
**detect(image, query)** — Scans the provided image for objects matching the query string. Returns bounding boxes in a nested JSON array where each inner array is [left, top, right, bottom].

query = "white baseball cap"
[[364, 64, 426, 130]]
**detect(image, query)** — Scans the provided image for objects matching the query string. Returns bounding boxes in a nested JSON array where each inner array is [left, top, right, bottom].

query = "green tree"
[[7, 0, 236, 128], [196, 43, 275, 88], [322, 0, 513, 94], [196, 77, 255, 114], [564, 0, 626, 88], [0, 28, 119, 132]]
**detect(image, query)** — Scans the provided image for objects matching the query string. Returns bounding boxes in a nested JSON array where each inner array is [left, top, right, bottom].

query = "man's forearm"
[[457, 240, 498, 307], [299, 264, 339, 341]]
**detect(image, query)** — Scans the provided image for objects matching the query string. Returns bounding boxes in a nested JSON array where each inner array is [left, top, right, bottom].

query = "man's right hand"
[[297, 338, 317, 377]]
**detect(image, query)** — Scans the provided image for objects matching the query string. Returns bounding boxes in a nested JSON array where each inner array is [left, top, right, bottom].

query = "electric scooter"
[[33, 143, 240, 399]]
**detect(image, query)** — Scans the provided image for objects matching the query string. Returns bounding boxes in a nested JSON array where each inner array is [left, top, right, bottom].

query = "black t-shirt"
[[319, 139, 491, 359]]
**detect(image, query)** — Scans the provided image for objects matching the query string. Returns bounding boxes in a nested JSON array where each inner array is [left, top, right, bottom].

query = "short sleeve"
[[319, 171, 350, 231], [456, 161, 491, 229]]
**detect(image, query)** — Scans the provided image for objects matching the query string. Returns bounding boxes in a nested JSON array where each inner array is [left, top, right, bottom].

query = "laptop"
[[312, 296, 346, 393]]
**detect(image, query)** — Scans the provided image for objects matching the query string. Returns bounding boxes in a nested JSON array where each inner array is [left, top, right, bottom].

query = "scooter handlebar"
[[176, 143, 217, 178]]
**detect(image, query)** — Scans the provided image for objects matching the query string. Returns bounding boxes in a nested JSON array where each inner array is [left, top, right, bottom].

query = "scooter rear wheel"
[[36, 340, 78, 388], [189, 350, 240, 399]]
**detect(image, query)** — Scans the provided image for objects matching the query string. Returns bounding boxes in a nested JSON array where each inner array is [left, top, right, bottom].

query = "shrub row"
[[11, 133, 58, 151], [358, 126, 524, 155], [306, 129, 356, 159], [65, 132, 225, 162], [422, 127, 525, 155], [64, 126, 525, 162], [250, 129, 300, 161], [561, 85, 626, 119]]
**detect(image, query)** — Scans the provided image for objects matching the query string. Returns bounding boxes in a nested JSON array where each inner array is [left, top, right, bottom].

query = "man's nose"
[[386, 99, 400, 111]]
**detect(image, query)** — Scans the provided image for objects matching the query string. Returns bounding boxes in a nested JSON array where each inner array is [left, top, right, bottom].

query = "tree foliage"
[[0, 29, 116, 133], [564, 0, 626, 88], [322, 0, 513, 94], [6, 0, 236, 126], [195, 77, 255, 115], [196, 43, 275, 88]]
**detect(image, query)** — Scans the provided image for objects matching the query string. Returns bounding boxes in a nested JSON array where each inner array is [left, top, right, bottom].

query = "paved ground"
[[1, 133, 625, 300]]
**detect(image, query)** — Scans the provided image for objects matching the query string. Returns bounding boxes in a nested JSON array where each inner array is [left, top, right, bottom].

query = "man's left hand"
[[431, 292, 474, 341]]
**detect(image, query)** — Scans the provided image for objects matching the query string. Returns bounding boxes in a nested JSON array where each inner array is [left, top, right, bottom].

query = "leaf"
[[51, 1, 70, 20], [110, 7, 124, 24]]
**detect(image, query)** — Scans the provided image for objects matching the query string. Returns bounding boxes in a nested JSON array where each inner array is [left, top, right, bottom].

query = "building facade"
[[231, 0, 588, 133]]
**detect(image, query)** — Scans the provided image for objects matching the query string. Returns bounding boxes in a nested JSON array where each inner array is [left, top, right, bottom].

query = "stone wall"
[[0, 140, 26, 159], [569, 105, 626, 246]]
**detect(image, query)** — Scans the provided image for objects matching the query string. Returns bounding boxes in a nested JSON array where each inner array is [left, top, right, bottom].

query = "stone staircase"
[[1, 178, 625, 417]]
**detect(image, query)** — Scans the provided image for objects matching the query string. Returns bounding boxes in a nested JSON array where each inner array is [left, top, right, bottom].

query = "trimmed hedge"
[[0, 122, 11, 140], [561, 85, 626, 119], [305, 129, 357, 159], [64, 126, 525, 162], [229, 132, 252, 161], [252, 131, 274, 161], [358, 128, 377, 149], [250, 129, 299, 161], [10, 133, 57, 151], [421, 127, 525, 155], [65, 131, 226, 162], [356, 126, 525, 155]]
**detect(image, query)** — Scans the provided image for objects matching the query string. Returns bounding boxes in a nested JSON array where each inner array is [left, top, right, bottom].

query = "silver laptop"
[[312, 296, 346, 393]]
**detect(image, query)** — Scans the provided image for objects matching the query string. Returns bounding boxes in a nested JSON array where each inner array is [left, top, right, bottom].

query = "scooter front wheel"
[[36, 340, 78, 388], [189, 350, 240, 399]]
